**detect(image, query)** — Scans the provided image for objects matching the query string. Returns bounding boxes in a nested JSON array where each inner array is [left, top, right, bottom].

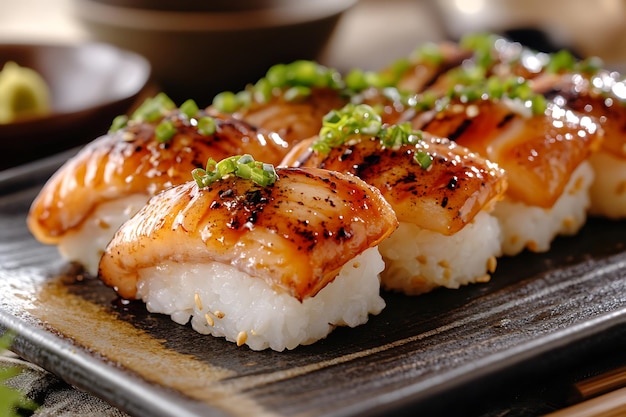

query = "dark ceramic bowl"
[[0, 42, 150, 170], [73, 0, 357, 105]]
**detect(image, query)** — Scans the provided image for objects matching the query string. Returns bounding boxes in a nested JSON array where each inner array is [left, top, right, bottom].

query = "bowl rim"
[[0, 40, 151, 123], [73, 0, 359, 32]]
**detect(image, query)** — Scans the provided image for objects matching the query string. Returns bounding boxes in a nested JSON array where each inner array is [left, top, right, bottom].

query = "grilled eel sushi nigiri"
[[396, 33, 626, 220], [208, 60, 350, 146], [406, 92, 602, 255], [281, 104, 507, 295], [531, 67, 626, 218], [98, 157, 398, 351], [27, 94, 289, 275]]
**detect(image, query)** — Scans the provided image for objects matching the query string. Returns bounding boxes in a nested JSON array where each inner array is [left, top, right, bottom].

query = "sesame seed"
[[476, 274, 491, 283], [214, 310, 225, 319], [562, 216, 575, 229], [236, 331, 248, 346], [194, 293, 203, 310], [205, 313, 214, 326], [487, 256, 497, 273], [527, 240, 539, 252], [97, 219, 110, 229], [352, 262, 361, 269]]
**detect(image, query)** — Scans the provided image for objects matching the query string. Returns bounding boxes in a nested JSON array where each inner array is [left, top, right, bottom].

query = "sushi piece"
[[376, 39, 470, 95], [282, 104, 507, 295], [98, 155, 398, 351], [405, 81, 602, 255], [27, 93, 289, 275], [530, 64, 626, 219], [208, 59, 412, 145], [403, 33, 626, 220], [208, 60, 350, 146]]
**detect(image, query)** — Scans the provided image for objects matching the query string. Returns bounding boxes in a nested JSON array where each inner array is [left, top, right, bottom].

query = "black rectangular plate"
[[1, 153, 626, 417]]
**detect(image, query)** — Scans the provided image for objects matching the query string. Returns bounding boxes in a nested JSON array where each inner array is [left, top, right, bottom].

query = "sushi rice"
[[378, 210, 502, 295], [58, 194, 149, 276], [493, 161, 594, 256], [135, 247, 386, 351], [588, 151, 626, 219]]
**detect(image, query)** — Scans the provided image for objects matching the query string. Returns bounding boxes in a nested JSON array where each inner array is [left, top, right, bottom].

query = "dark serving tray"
[[1, 152, 626, 417]]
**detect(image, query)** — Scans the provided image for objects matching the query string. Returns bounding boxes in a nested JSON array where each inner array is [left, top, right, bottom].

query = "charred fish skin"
[[409, 98, 602, 208], [98, 166, 398, 301], [27, 107, 289, 245], [285, 134, 506, 236]]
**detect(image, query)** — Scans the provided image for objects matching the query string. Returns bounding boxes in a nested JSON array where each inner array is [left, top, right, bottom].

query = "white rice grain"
[[494, 161, 593, 256], [135, 247, 386, 351], [588, 151, 626, 219], [58, 194, 149, 275], [378, 210, 502, 295]]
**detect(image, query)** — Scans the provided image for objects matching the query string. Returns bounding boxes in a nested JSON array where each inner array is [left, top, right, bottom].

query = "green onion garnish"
[[284, 85, 312, 102], [192, 154, 278, 188], [414, 149, 433, 169], [212, 91, 241, 113], [546, 49, 577, 73], [180, 99, 199, 119], [155, 120, 176, 143], [312, 103, 433, 169], [459, 32, 501, 69], [413, 42, 445, 65], [211, 60, 344, 113], [109, 114, 128, 132], [197, 116, 216, 136], [576, 56, 604, 75], [313, 103, 382, 154], [131, 92, 176, 123]]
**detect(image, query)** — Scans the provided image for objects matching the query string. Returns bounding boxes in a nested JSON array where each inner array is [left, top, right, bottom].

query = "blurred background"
[[2, 0, 626, 168], [2, 0, 626, 104]]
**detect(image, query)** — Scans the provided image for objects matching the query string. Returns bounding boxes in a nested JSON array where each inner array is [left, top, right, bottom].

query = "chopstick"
[[573, 365, 626, 400], [543, 386, 626, 417], [544, 365, 626, 417]]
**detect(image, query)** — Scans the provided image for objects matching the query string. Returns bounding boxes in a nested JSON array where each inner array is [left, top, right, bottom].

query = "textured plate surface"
[[1, 158, 626, 416]]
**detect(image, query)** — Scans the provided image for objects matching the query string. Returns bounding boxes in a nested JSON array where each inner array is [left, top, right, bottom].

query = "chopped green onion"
[[253, 77, 273, 103], [265, 63, 288, 86], [288, 60, 319, 85], [344, 69, 369, 91], [413, 43, 445, 65], [575, 56, 603, 75], [155, 120, 176, 143], [546, 49, 577, 73], [312, 103, 432, 169], [180, 99, 199, 119], [379, 123, 421, 149], [212, 60, 345, 113], [192, 154, 278, 188], [109, 114, 128, 132], [529, 94, 547, 114], [197, 116, 216, 136], [131, 92, 176, 123], [459, 32, 500, 69], [212, 91, 241, 113], [414, 149, 433, 169], [284, 85, 312, 102]]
